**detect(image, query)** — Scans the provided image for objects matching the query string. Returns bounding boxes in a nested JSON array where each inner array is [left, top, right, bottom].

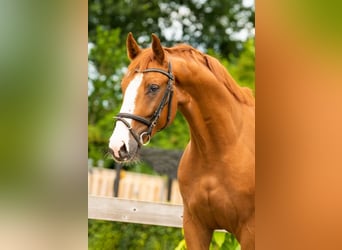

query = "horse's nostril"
[[119, 143, 128, 159]]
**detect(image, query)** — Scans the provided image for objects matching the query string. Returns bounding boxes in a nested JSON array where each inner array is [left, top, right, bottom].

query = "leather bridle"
[[115, 62, 174, 146]]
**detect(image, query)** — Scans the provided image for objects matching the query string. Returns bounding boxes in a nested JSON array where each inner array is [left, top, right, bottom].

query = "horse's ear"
[[126, 32, 141, 60], [151, 33, 164, 65]]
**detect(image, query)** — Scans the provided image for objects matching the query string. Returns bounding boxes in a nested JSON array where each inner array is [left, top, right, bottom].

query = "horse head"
[[109, 33, 178, 162]]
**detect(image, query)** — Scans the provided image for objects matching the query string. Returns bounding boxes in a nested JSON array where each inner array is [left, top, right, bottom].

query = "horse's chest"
[[180, 175, 236, 229]]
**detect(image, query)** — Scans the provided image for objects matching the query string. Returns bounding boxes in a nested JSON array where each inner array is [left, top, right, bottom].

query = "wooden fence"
[[88, 167, 184, 228], [88, 167, 183, 204], [88, 196, 184, 228], [88, 169, 227, 233]]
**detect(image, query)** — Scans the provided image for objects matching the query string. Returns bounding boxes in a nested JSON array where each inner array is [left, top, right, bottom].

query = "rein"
[[115, 62, 174, 146]]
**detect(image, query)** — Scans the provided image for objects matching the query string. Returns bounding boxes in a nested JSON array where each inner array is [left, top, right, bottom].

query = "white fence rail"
[[88, 196, 184, 228], [88, 168, 184, 227]]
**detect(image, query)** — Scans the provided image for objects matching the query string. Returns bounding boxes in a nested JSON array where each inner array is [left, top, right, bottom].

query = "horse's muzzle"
[[108, 136, 139, 163]]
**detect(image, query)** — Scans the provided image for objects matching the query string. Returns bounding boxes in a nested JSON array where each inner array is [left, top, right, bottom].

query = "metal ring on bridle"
[[139, 132, 151, 145]]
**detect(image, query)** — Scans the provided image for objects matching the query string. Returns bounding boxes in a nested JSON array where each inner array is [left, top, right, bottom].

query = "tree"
[[88, 27, 127, 125], [88, 0, 254, 56]]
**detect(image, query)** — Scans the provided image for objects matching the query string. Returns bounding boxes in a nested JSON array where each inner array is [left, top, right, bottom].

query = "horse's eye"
[[148, 84, 160, 93]]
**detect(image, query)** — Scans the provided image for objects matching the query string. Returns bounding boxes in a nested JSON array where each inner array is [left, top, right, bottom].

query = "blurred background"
[[88, 0, 254, 249]]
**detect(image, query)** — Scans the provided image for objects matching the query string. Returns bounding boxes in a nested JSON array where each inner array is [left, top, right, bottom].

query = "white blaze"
[[109, 73, 144, 158]]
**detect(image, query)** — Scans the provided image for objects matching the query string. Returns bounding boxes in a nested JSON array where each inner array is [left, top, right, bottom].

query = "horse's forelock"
[[127, 50, 153, 72]]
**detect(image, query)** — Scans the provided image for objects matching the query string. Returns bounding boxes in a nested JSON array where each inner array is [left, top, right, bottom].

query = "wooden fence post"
[[113, 163, 121, 197]]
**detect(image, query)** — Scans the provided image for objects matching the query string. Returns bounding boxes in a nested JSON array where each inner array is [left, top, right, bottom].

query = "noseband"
[[115, 62, 174, 146]]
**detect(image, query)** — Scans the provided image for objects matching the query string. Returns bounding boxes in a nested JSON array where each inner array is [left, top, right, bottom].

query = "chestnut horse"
[[109, 33, 255, 250]]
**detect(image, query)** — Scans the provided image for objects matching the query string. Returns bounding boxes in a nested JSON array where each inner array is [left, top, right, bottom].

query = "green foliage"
[[88, 0, 254, 56], [212, 231, 227, 248], [175, 238, 186, 250], [88, 220, 183, 250], [89, 26, 128, 77], [88, 111, 117, 164], [174, 230, 241, 250], [88, 27, 127, 125], [211, 231, 240, 250], [148, 112, 190, 150]]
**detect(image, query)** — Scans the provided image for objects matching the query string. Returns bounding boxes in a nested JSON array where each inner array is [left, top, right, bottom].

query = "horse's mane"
[[165, 44, 255, 106]]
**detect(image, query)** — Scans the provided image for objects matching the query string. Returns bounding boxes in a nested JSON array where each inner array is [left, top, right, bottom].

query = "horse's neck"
[[177, 76, 244, 156]]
